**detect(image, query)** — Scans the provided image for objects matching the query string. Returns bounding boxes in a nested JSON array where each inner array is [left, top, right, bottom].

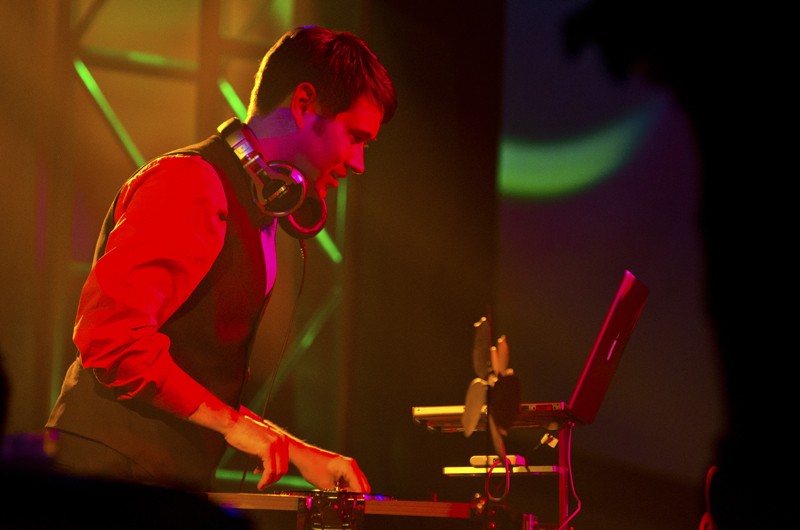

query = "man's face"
[[298, 95, 384, 200]]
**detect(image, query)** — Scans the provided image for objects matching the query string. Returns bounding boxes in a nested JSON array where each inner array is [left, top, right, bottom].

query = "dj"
[[45, 25, 397, 493]]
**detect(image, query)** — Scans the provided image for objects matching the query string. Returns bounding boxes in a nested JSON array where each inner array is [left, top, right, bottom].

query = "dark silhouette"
[[1, 348, 252, 529], [564, 2, 772, 527]]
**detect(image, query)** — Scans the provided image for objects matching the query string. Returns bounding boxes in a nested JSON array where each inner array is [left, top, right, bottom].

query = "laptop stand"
[[413, 410, 574, 528]]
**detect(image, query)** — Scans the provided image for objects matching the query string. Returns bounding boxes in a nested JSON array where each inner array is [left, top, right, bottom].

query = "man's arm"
[[238, 405, 370, 492]]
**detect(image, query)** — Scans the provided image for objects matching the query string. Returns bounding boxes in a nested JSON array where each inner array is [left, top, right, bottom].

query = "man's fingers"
[[329, 459, 370, 493], [257, 467, 273, 491], [255, 457, 281, 491], [338, 471, 369, 493], [354, 470, 371, 493], [255, 440, 289, 491]]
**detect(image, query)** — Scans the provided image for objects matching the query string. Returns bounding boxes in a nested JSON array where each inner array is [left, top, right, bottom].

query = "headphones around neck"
[[217, 117, 327, 239]]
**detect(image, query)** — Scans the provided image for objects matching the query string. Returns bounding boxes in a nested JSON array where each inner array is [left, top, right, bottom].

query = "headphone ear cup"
[[217, 118, 308, 217], [257, 162, 307, 216], [279, 193, 328, 239]]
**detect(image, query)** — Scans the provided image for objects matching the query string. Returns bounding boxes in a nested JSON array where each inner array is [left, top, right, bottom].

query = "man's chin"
[[314, 181, 334, 200]]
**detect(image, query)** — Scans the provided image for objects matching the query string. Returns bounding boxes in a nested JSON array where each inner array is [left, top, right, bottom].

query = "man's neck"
[[246, 108, 297, 139]]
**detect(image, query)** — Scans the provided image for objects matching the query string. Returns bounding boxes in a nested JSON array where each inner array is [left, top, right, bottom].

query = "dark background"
[[1, 1, 738, 528]]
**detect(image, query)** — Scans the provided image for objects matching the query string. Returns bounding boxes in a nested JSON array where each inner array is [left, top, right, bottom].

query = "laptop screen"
[[566, 269, 649, 424]]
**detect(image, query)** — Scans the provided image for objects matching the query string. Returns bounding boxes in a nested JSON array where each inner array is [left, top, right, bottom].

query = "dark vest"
[[47, 135, 272, 490]]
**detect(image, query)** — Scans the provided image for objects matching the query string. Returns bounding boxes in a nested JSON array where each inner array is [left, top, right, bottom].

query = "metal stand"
[[412, 407, 575, 528]]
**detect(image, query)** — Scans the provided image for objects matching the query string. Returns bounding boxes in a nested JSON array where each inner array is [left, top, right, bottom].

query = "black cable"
[[237, 238, 308, 492]]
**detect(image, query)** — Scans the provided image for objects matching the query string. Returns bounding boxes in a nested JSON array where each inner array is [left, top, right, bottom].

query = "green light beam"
[[218, 78, 247, 121], [498, 103, 659, 199], [247, 286, 341, 409], [74, 59, 145, 167], [214, 469, 313, 490]]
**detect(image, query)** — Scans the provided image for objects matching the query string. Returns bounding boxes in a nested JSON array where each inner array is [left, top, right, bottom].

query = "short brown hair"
[[247, 25, 397, 123]]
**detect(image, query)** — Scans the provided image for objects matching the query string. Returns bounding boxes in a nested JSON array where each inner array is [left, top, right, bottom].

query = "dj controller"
[[207, 490, 543, 530]]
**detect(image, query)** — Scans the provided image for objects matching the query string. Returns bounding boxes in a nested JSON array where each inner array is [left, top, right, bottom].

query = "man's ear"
[[291, 82, 317, 126]]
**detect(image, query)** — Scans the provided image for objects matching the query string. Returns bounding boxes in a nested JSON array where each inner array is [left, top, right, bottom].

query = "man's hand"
[[291, 446, 371, 493], [325, 454, 371, 493], [224, 415, 290, 490], [189, 399, 369, 493]]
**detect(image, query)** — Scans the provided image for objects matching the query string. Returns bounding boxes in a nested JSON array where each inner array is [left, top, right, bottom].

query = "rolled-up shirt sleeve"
[[73, 155, 228, 417]]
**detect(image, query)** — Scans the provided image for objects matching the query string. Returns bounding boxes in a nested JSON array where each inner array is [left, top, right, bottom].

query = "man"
[[45, 25, 397, 494]]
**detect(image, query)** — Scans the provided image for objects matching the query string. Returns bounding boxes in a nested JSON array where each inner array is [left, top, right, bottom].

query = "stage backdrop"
[[0, 2, 722, 529]]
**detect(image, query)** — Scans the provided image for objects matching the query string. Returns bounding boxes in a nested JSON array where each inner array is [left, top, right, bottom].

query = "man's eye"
[[351, 133, 373, 147]]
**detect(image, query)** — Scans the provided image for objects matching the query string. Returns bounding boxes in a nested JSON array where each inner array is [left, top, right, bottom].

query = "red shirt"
[[73, 155, 277, 417]]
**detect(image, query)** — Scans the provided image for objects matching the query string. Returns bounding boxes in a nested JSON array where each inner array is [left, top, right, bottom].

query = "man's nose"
[[347, 144, 365, 175]]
